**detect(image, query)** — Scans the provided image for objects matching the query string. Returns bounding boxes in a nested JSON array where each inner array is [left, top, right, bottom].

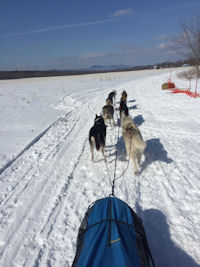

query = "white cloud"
[[157, 43, 167, 49], [110, 8, 133, 17], [156, 42, 172, 49], [80, 53, 106, 59]]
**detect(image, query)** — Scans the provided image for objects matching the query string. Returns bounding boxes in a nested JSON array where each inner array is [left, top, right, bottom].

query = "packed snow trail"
[[0, 84, 120, 266], [0, 70, 200, 266]]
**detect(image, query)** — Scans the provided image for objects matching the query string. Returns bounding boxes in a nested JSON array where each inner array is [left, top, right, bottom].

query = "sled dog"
[[122, 90, 127, 98], [108, 90, 116, 103], [120, 90, 127, 103], [119, 100, 129, 119], [106, 90, 116, 105], [109, 90, 116, 99], [89, 115, 107, 161], [106, 97, 113, 105], [102, 104, 114, 126], [121, 116, 146, 174]]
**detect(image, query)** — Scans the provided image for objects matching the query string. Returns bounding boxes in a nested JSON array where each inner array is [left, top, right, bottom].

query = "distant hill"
[[0, 70, 100, 80], [0, 59, 193, 80], [90, 65, 132, 71], [0, 67, 132, 80]]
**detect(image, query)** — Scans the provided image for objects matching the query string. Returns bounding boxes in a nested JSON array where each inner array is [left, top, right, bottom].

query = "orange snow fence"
[[162, 79, 200, 98], [170, 88, 200, 98]]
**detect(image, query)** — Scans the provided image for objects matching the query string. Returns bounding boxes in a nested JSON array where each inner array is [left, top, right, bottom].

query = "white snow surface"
[[0, 69, 200, 266]]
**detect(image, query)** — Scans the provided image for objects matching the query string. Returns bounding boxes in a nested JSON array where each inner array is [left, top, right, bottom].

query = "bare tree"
[[172, 17, 200, 93], [172, 17, 200, 64]]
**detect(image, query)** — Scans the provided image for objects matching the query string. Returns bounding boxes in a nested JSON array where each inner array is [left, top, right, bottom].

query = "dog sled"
[[73, 91, 155, 266], [72, 196, 155, 267]]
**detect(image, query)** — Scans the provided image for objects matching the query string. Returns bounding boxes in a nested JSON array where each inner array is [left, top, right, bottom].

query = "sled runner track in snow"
[[0, 112, 74, 176], [0, 89, 109, 266], [87, 86, 116, 115], [87, 97, 98, 115], [0, 125, 51, 176], [0, 117, 88, 265], [0, 114, 83, 242], [31, 138, 88, 267], [0, 112, 79, 206], [0, 113, 81, 203], [0, 138, 88, 266]]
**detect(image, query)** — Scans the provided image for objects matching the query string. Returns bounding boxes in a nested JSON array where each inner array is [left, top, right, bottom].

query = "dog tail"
[[89, 127, 100, 150], [90, 131, 102, 150], [98, 133, 105, 149], [95, 135, 101, 150], [89, 135, 100, 150]]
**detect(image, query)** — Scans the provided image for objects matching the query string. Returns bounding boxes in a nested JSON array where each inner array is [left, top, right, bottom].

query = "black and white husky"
[[89, 115, 107, 161], [119, 100, 129, 119]]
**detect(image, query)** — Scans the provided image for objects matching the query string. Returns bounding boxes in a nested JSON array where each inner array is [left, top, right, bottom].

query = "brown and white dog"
[[121, 116, 146, 174], [121, 90, 127, 103]]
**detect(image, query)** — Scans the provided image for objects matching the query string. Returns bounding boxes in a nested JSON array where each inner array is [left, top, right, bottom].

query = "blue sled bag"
[[72, 197, 155, 267]]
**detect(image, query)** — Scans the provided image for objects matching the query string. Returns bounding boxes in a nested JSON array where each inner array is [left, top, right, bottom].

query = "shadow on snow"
[[140, 138, 173, 173], [135, 203, 199, 267], [134, 114, 145, 127], [129, 104, 137, 110]]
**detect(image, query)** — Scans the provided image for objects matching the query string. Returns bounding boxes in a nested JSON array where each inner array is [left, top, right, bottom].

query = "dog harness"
[[126, 125, 139, 137]]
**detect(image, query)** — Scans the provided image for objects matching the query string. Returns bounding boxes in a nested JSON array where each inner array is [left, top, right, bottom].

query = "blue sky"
[[0, 0, 200, 70]]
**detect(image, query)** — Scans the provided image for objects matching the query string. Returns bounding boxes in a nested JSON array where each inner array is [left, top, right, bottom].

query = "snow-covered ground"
[[0, 68, 200, 266]]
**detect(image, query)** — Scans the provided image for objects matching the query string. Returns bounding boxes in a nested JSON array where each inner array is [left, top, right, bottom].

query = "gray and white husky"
[[121, 116, 146, 174], [89, 115, 107, 161], [102, 104, 114, 126]]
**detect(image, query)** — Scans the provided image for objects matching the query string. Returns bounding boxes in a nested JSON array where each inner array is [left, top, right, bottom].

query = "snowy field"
[[0, 68, 200, 266]]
